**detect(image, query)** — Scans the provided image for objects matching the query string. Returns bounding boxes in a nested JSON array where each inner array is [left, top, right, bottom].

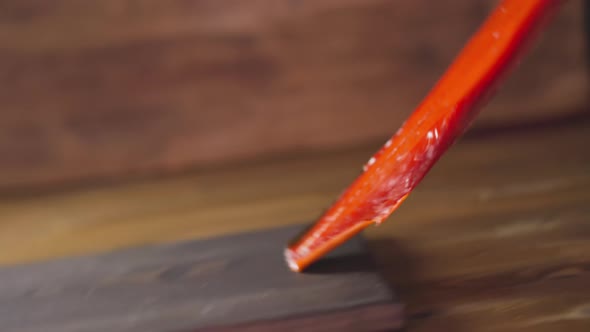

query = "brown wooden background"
[[0, 0, 587, 191]]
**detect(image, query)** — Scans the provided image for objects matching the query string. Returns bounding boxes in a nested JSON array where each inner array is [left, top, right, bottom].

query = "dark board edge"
[[0, 223, 403, 331], [195, 302, 404, 332]]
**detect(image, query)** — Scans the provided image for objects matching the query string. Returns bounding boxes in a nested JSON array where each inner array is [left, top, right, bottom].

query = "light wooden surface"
[[1, 114, 590, 331], [0, 0, 586, 189]]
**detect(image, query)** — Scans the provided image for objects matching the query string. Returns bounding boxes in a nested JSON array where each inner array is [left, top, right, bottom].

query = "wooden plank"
[[1, 114, 589, 331], [0, 224, 403, 332], [0, 0, 586, 190]]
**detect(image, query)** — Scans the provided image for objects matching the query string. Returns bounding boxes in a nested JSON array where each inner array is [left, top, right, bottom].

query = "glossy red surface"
[[286, 0, 565, 272]]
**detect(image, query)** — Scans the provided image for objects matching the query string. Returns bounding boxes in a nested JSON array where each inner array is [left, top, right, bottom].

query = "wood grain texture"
[[199, 303, 400, 332], [0, 113, 589, 331], [0, 224, 402, 332], [0, 0, 586, 190]]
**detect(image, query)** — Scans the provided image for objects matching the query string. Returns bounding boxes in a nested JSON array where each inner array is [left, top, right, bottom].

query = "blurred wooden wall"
[[0, 0, 587, 191]]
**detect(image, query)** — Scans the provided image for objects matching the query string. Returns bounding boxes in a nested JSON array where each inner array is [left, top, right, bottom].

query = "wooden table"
[[1, 114, 589, 331]]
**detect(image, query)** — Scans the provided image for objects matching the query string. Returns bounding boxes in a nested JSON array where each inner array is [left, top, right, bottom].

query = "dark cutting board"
[[0, 224, 403, 331]]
